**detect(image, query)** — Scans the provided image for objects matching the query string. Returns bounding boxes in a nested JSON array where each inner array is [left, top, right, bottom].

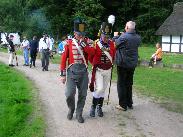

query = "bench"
[[138, 59, 164, 68], [153, 60, 164, 68]]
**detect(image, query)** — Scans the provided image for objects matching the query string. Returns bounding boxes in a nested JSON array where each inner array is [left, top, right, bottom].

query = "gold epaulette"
[[94, 39, 99, 48]]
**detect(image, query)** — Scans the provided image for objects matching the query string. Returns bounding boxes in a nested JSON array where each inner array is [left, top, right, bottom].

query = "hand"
[[120, 32, 124, 35], [89, 83, 94, 92], [114, 32, 119, 36], [60, 76, 66, 84]]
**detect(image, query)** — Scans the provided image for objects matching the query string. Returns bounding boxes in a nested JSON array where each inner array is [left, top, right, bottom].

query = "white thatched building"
[[156, 2, 183, 53]]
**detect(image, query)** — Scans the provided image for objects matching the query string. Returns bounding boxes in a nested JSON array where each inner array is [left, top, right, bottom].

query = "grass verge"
[[134, 66, 183, 114], [0, 62, 45, 137]]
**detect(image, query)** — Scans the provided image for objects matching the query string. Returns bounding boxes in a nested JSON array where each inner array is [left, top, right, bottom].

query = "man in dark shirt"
[[7, 35, 15, 66], [29, 36, 38, 68]]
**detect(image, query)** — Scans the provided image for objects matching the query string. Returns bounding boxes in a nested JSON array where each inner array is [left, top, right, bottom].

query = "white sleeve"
[[27, 40, 30, 46], [47, 38, 52, 50], [39, 40, 42, 51]]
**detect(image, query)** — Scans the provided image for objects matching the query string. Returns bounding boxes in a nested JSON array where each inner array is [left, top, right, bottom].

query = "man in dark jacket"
[[29, 36, 39, 68], [113, 21, 141, 111]]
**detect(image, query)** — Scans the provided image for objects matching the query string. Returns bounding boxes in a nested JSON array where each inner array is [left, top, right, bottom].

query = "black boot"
[[33, 61, 35, 67], [30, 62, 32, 68], [67, 109, 74, 120], [90, 97, 98, 117], [97, 97, 104, 117], [76, 114, 84, 123]]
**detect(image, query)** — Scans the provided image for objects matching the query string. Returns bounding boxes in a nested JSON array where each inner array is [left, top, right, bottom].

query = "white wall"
[[162, 36, 170, 52], [171, 36, 180, 52], [162, 35, 182, 53]]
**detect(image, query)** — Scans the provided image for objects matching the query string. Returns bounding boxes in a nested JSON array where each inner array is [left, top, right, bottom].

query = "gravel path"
[[0, 52, 183, 137]]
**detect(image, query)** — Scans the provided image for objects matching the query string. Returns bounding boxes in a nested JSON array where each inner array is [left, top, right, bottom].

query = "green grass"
[[0, 62, 45, 137], [50, 54, 61, 64], [139, 45, 183, 65], [162, 53, 183, 65], [134, 66, 183, 113], [0, 47, 8, 52]]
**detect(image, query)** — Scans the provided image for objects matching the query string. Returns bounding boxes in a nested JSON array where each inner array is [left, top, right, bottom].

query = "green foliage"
[[1, 0, 183, 42], [25, 9, 51, 38], [0, 63, 45, 137]]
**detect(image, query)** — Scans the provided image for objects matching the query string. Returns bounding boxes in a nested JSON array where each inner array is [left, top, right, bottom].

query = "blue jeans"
[[23, 49, 29, 65]]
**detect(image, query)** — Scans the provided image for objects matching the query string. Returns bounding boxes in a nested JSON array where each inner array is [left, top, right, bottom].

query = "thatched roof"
[[156, 2, 183, 35]]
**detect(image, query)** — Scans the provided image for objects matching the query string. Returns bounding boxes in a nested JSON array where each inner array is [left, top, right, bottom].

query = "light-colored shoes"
[[115, 105, 127, 111]]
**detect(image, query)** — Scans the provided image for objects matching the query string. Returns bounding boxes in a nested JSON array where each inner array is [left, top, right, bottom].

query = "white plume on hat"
[[108, 15, 115, 26]]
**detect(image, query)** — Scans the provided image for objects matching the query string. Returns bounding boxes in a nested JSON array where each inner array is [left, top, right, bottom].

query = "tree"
[[71, 0, 105, 39], [1, 0, 183, 43]]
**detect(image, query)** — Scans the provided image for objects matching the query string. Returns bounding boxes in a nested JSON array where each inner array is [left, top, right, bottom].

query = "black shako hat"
[[74, 18, 86, 36], [100, 22, 112, 35]]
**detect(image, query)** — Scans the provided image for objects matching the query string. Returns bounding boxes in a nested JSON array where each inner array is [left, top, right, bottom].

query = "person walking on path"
[[89, 22, 116, 117], [58, 36, 67, 55], [29, 36, 39, 68], [39, 33, 51, 71], [21, 36, 30, 66], [113, 21, 141, 111], [48, 35, 55, 59], [60, 18, 95, 123], [7, 35, 15, 67]]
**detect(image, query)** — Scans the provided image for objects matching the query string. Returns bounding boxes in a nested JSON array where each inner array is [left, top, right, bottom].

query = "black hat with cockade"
[[100, 22, 112, 35], [74, 18, 86, 36]]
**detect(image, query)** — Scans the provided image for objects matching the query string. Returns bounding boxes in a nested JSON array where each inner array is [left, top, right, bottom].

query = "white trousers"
[[9, 52, 14, 65], [93, 68, 111, 98]]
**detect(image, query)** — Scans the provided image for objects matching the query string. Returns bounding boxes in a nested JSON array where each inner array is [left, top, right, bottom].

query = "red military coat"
[[60, 38, 95, 76], [89, 39, 116, 91], [91, 39, 116, 69]]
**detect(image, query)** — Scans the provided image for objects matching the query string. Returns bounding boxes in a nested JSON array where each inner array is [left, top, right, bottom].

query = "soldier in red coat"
[[60, 18, 95, 123], [89, 22, 116, 117]]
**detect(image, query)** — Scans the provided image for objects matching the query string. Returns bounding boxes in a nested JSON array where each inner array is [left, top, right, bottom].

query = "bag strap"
[[72, 38, 88, 68], [97, 41, 113, 64]]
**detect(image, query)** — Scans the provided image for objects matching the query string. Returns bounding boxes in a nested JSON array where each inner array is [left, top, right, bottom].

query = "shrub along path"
[[0, 52, 183, 137]]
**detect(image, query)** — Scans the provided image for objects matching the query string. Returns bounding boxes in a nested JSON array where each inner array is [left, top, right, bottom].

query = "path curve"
[[0, 52, 183, 137]]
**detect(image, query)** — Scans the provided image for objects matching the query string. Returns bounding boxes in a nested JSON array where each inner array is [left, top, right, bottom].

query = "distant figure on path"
[[7, 35, 15, 67], [29, 36, 39, 68], [21, 36, 30, 66], [39, 33, 50, 71]]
